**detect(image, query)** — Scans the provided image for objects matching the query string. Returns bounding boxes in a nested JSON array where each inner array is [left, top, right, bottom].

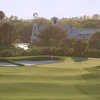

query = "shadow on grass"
[[75, 66, 100, 96], [72, 57, 88, 62], [23, 99, 71, 100], [96, 66, 100, 69], [82, 72, 100, 79], [82, 66, 100, 80]]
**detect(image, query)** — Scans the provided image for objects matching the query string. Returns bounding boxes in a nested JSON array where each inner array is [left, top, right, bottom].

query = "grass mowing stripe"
[[0, 57, 100, 100]]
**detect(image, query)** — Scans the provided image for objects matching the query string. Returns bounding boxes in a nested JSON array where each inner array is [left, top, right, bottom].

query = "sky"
[[0, 0, 100, 19]]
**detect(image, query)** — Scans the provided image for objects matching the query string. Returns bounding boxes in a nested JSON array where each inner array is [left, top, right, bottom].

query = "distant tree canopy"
[[35, 24, 67, 47], [1, 11, 100, 57], [59, 14, 100, 28], [0, 22, 17, 47], [17, 22, 33, 43], [89, 31, 100, 49], [92, 14, 100, 20], [51, 17, 58, 24], [15, 18, 50, 43], [33, 18, 50, 25], [72, 40, 88, 56], [0, 11, 5, 21]]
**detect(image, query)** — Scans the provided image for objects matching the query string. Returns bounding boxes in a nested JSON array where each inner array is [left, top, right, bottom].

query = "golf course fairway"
[[0, 57, 100, 100]]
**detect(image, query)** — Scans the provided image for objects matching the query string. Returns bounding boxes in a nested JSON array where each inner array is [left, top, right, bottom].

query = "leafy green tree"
[[73, 40, 88, 57], [0, 11, 5, 20], [51, 17, 58, 24], [0, 11, 5, 26], [33, 18, 50, 25], [36, 24, 67, 47], [0, 22, 17, 47], [89, 31, 100, 49], [92, 14, 100, 20], [19, 22, 33, 43]]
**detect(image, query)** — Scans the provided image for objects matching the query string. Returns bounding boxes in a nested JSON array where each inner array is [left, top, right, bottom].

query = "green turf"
[[0, 57, 100, 100]]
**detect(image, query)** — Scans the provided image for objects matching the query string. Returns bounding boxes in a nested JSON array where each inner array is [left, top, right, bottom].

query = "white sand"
[[0, 62, 17, 66], [0, 60, 57, 66], [16, 60, 57, 66]]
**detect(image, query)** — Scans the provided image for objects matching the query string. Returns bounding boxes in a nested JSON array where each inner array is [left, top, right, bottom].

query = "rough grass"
[[0, 57, 100, 100]]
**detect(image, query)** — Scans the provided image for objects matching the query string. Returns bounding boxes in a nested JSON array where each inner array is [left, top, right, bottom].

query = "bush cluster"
[[24, 47, 73, 56], [1, 46, 100, 58], [0, 47, 25, 57]]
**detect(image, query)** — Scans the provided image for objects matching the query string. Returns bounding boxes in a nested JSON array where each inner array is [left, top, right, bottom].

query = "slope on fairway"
[[0, 57, 100, 100]]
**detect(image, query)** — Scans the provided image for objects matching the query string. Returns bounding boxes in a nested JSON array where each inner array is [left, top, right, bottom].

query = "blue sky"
[[0, 0, 100, 19]]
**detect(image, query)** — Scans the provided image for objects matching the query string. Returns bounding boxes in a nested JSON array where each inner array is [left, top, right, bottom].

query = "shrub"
[[0, 47, 25, 57], [26, 46, 73, 56], [86, 49, 100, 58]]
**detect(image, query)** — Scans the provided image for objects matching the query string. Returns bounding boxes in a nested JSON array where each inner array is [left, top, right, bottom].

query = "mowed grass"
[[0, 57, 100, 100]]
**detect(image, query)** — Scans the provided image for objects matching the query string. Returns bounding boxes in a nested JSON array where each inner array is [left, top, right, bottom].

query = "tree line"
[[0, 11, 100, 57]]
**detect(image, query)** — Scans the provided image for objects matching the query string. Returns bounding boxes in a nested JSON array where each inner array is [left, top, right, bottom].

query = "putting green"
[[0, 57, 100, 100]]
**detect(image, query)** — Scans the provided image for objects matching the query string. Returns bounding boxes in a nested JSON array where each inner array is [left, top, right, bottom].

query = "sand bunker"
[[0, 60, 57, 66], [0, 62, 17, 66], [16, 60, 57, 66]]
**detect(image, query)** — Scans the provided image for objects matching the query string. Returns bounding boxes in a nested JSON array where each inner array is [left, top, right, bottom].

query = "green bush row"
[[0, 47, 100, 58], [0, 47, 25, 57], [27, 47, 100, 58], [24, 47, 73, 56]]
